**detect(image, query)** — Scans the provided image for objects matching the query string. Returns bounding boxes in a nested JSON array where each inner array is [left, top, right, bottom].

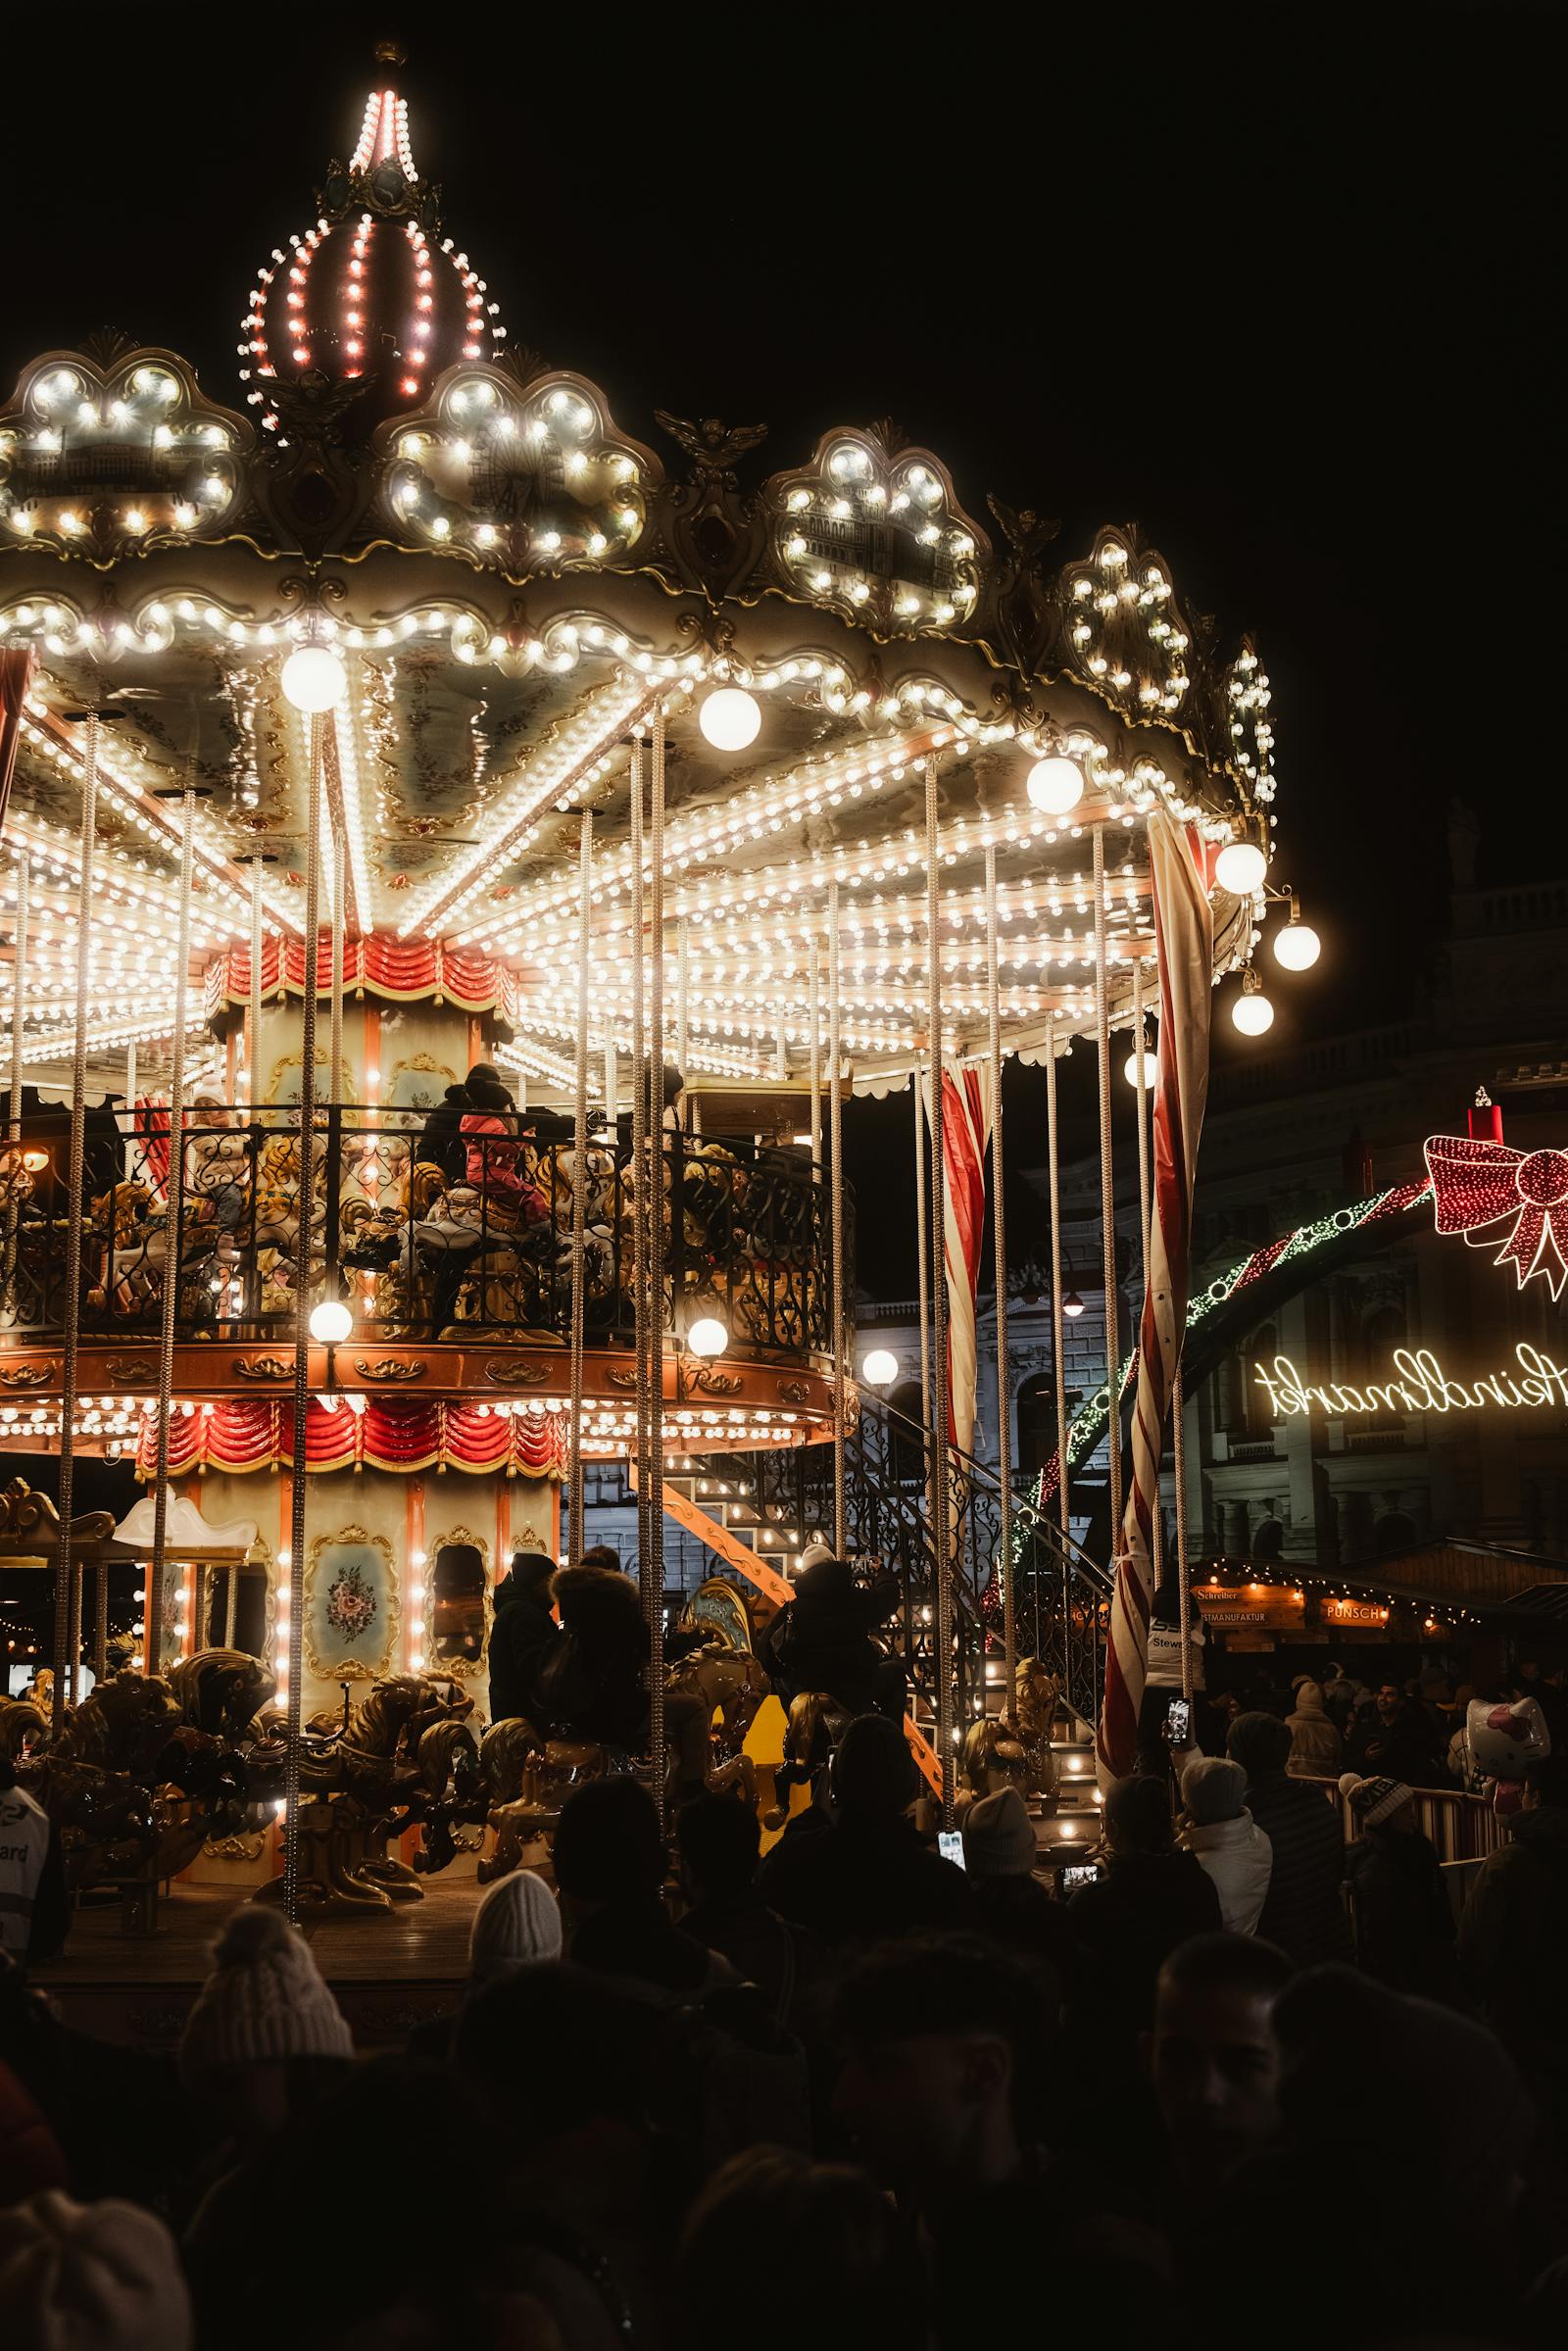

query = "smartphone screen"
[[1165, 1697, 1191, 1742], [1060, 1863, 1101, 1891], [938, 1830, 966, 1871]]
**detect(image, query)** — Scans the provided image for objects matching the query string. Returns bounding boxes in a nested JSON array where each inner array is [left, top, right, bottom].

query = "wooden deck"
[[33, 1874, 482, 2053]]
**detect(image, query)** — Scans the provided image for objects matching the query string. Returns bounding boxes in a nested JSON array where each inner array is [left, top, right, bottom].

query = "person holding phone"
[[1139, 1574, 1206, 1774]]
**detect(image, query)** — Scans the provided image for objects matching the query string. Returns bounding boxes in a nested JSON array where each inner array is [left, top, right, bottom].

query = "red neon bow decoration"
[[1424, 1132, 1568, 1299]]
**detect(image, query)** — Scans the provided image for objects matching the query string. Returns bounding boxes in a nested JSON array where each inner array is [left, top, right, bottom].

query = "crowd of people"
[[5, 1629, 1568, 2348]]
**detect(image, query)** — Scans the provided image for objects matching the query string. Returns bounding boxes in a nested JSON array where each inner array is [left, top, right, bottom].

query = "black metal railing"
[[697, 1390, 1112, 1735], [1, 1106, 846, 1360]]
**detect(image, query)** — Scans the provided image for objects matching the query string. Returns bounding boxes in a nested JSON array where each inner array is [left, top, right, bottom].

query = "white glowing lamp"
[[1272, 918, 1321, 971], [698, 687, 761, 753], [860, 1347, 899, 1388], [280, 644, 347, 713], [1124, 1045, 1159, 1089], [688, 1315, 729, 1358], [309, 1298, 354, 1344], [1026, 754, 1084, 816], [1215, 838, 1267, 895], [1232, 974, 1275, 1036]]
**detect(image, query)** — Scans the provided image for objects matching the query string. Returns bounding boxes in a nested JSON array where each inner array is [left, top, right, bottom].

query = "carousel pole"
[[827, 881, 847, 1557], [248, 856, 264, 1108], [329, 819, 345, 1122], [1093, 824, 1123, 1566], [808, 956, 822, 1181], [52, 717, 100, 1727], [984, 846, 1015, 1709], [282, 710, 325, 1926], [645, 706, 667, 1821], [566, 813, 593, 1562], [676, 917, 689, 1083], [913, 1048, 932, 1443], [1174, 1364, 1194, 1707], [1132, 959, 1162, 1585], [628, 737, 651, 1602], [146, 780, 196, 1683], [924, 753, 955, 1827], [4, 854, 27, 1325], [1045, 1018, 1069, 1543]]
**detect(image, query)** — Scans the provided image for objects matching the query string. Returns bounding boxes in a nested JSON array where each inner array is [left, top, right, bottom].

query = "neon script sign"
[[1252, 1346, 1568, 1419]]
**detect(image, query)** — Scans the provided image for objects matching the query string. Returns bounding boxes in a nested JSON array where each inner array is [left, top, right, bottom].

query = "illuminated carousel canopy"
[[0, 66, 1297, 1115]]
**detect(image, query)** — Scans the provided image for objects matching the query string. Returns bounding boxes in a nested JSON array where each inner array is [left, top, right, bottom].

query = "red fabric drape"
[[134, 1097, 171, 1194], [206, 936, 517, 1018], [0, 648, 36, 837], [133, 1396, 565, 1479]]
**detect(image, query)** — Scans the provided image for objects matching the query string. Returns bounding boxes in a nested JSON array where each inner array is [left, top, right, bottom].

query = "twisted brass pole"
[[147, 782, 195, 1682], [985, 845, 1015, 1710], [567, 813, 593, 1560], [1093, 824, 1123, 1560], [646, 707, 666, 1822], [924, 754, 954, 1826], [827, 879, 846, 1557], [283, 711, 324, 1924], [53, 714, 98, 1729]]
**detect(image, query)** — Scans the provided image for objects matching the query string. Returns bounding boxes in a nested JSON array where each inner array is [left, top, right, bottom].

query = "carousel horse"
[[763, 1690, 852, 1830], [31, 1670, 238, 1888], [248, 1672, 475, 1911], [0, 1696, 50, 1759], [167, 1646, 277, 1741]]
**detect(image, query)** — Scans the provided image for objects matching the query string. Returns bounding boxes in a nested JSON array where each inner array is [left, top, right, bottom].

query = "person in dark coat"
[[413, 1082, 472, 1182], [1227, 1711, 1351, 1966], [676, 1793, 830, 2032], [485, 1550, 559, 1725], [759, 1552, 898, 1715], [1340, 1773, 1460, 2000], [759, 1714, 974, 1948], [547, 1562, 710, 1794], [1068, 1774, 1223, 2043], [1460, 1751, 1568, 2136]]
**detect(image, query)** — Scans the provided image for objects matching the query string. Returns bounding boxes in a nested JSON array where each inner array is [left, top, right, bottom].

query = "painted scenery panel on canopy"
[[304, 1527, 398, 1682]]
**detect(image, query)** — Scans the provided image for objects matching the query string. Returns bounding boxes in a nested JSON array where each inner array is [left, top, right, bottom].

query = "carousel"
[[0, 50, 1321, 1960]]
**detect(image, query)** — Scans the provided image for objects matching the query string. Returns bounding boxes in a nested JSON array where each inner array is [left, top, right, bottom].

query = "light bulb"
[[1062, 1291, 1085, 1319], [1026, 754, 1084, 816], [1272, 919, 1321, 971], [1232, 986, 1275, 1037], [280, 644, 348, 712], [309, 1299, 354, 1343], [698, 687, 761, 753], [1123, 1048, 1158, 1089], [860, 1347, 899, 1387], [1215, 839, 1267, 895], [688, 1315, 729, 1358]]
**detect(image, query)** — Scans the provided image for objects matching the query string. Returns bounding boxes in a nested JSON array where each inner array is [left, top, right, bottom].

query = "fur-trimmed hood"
[[551, 1562, 645, 1646]]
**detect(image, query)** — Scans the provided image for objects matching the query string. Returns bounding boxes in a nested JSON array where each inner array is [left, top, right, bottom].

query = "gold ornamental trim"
[[353, 1356, 428, 1384], [104, 1356, 159, 1385], [0, 1362, 55, 1390], [776, 1377, 810, 1404], [483, 1359, 550, 1387]]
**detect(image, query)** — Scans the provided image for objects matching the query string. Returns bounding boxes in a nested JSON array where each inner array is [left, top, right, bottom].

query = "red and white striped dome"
[[239, 73, 506, 437]]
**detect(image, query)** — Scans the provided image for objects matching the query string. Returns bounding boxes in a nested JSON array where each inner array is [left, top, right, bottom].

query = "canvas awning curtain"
[[132, 1396, 566, 1480]]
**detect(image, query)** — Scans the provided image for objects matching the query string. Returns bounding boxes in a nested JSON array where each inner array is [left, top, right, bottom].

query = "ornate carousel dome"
[[240, 46, 506, 438]]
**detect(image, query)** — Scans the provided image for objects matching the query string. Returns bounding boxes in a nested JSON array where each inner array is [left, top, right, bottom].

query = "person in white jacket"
[[1179, 1754, 1273, 1935]]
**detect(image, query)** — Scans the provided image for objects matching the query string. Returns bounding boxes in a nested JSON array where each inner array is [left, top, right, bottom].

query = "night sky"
[[3, 5, 1558, 1295]]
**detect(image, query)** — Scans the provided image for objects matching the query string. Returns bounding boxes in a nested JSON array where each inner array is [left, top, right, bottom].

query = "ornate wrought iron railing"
[[698, 1389, 1112, 1735], [0, 1106, 846, 1360]]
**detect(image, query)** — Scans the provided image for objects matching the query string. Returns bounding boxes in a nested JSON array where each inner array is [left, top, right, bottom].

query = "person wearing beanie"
[[485, 1548, 559, 1725], [1284, 1679, 1343, 1780], [1339, 1772, 1458, 1999], [760, 1714, 974, 1948], [1227, 1711, 1351, 1967], [178, 1907, 354, 2150], [0, 2192, 192, 2351], [467, 1866, 563, 1988], [1179, 1755, 1274, 1935], [958, 1787, 1079, 1990]]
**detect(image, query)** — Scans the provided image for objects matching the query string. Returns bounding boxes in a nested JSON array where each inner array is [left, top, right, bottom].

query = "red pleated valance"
[[134, 1396, 564, 1480], [205, 936, 519, 1018]]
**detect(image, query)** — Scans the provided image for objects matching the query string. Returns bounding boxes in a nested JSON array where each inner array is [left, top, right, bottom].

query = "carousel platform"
[[32, 1874, 479, 2054]]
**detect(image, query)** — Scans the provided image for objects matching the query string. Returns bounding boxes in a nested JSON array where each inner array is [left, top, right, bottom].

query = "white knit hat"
[[0, 2192, 193, 2351], [467, 1867, 563, 1985], [178, 1905, 353, 2089], [1339, 1771, 1415, 1828]]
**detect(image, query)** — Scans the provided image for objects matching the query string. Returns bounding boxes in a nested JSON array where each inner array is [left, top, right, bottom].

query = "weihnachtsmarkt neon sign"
[[1252, 1345, 1568, 1419]]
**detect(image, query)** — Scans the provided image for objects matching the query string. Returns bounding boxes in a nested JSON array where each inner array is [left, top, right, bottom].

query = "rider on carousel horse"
[[759, 1544, 905, 1722], [535, 1549, 712, 1800]]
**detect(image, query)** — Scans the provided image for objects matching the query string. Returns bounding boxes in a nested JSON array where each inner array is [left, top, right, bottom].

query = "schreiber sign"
[[1252, 1345, 1568, 1419]]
